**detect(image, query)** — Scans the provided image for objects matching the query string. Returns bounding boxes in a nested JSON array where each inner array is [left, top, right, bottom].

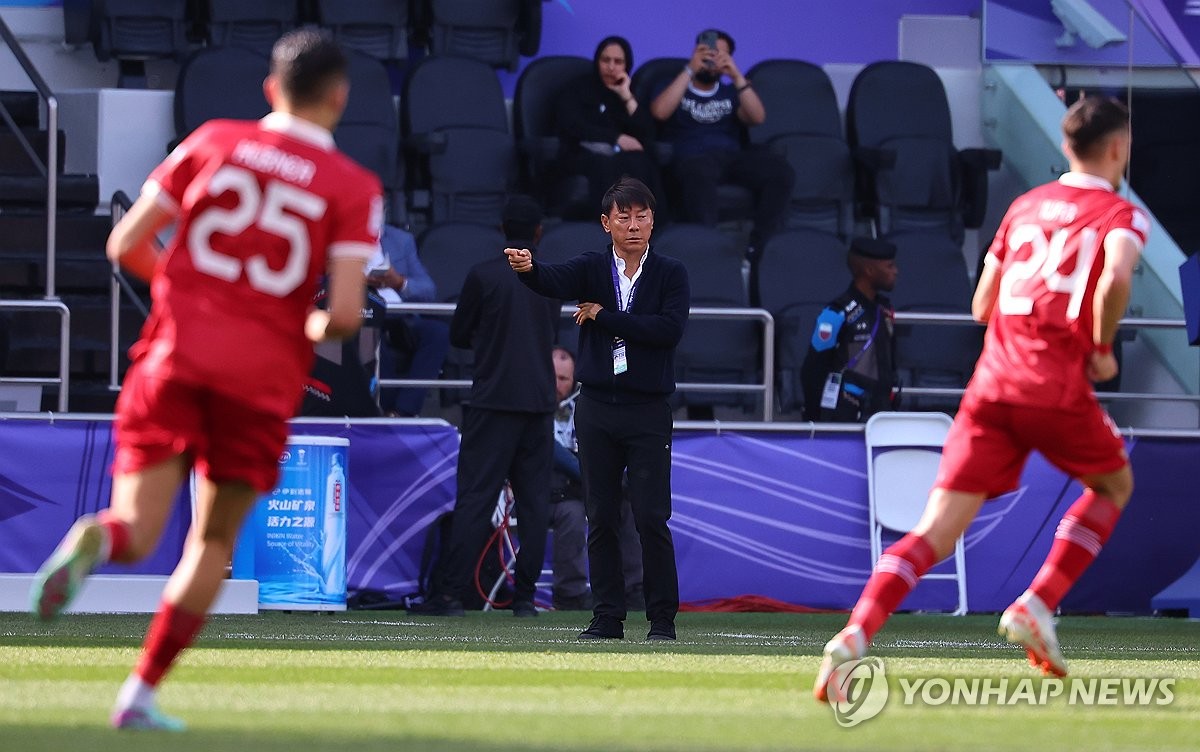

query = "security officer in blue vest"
[[801, 237, 899, 422]]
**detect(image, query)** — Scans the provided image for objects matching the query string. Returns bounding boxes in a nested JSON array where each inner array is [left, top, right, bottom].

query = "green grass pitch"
[[1, 610, 1197, 751]]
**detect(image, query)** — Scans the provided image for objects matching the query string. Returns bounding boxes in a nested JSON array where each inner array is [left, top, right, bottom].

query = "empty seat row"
[[72, 0, 541, 70]]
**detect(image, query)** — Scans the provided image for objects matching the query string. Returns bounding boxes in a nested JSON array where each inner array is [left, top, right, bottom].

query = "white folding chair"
[[865, 411, 967, 615]]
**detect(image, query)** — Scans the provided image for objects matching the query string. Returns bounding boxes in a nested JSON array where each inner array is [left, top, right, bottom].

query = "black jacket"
[[555, 73, 656, 153], [519, 247, 689, 403], [451, 253, 560, 413], [800, 284, 897, 421]]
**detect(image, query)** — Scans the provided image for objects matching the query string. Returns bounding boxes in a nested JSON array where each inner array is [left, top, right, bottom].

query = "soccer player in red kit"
[[30, 30, 382, 730], [815, 96, 1147, 701]]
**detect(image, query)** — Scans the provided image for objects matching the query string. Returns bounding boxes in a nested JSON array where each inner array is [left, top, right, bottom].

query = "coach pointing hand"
[[509, 177, 690, 642]]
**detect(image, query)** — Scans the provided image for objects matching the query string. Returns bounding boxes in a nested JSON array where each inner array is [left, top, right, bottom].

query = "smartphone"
[[698, 30, 718, 69]]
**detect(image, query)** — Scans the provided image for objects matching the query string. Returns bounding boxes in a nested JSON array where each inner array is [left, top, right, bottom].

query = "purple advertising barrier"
[[2, 418, 1196, 613], [0, 418, 458, 600], [668, 430, 1200, 614]]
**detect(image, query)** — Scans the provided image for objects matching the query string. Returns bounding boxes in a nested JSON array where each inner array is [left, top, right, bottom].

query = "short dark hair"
[[601, 176, 656, 215], [1062, 96, 1129, 161], [270, 29, 347, 108], [593, 35, 633, 74], [696, 28, 735, 55], [502, 194, 544, 243]]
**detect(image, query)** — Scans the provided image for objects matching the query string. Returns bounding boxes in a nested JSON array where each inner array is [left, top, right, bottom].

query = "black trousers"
[[673, 147, 795, 249], [438, 406, 552, 603], [574, 394, 678, 622]]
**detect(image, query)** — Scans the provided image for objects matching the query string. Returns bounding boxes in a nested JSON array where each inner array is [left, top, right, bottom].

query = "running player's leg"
[[31, 457, 187, 621], [815, 488, 985, 701], [112, 477, 258, 730], [815, 396, 1022, 702], [112, 394, 285, 730], [32, 365, 194, 623], [1000, 405, 1131, 677]]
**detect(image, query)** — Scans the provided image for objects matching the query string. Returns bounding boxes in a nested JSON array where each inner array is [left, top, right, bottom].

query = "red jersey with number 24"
[[133, 113, 383, 420], [968, 172, 1148, 409]]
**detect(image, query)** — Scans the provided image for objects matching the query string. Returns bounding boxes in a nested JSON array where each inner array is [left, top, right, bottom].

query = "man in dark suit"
[[506, 177, 690, 641], [409, 195, 559, 618]]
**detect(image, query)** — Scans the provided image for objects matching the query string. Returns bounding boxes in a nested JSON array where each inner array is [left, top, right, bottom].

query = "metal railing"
[[107, 191, 151, 391], [380, 302, 777, 420], [895, 311, 1200, 405], [0, 15, 59, 300], [0, 299, 70, 411]]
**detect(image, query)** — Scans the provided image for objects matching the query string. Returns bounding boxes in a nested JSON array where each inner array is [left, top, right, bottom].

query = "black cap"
[[502, 194, 544, 227], [849, 237, 897, 260]]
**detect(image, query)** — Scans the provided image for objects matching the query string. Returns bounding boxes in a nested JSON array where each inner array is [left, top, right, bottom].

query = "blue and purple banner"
[[0, 417, 1196, 613]]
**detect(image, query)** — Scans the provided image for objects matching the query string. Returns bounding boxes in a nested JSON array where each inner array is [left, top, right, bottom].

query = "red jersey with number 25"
[[968, 172, 1148, 409], [134, 113, 383, 420]]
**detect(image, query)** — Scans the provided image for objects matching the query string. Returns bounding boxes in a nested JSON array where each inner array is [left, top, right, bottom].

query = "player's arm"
[[971, 259, 1001, 324], [306, 257, 367, 343], [105, 194, 174, 283], [1087, 231, 1141, 382]]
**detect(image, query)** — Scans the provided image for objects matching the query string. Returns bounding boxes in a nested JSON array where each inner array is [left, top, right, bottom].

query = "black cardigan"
[[519, 247, 689, 403]]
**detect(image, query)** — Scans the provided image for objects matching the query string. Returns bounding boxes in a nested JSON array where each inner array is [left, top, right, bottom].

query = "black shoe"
[[646, 618, 676, 641], [578, 614, 624, 640], [512, 599, 538, 617], [406, 594, 465, 617]]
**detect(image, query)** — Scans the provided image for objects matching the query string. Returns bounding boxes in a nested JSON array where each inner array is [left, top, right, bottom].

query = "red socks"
[[134, 600, 207, 687], [1030, 490, 1122, 610], [848, 534, 937, 643], [96, 510, 131, 563]]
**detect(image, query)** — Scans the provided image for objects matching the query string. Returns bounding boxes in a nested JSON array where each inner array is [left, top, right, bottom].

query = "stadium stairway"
[[0, 90, 146, 413]]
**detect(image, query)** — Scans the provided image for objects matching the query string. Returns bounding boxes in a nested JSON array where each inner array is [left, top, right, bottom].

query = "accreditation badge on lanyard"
[[610, 257, 639, 375]]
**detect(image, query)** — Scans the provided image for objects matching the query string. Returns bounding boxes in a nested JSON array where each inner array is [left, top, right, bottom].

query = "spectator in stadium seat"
[[556, 35, 665, 219], [408, 195, 559, 618], [649, 28, 795, 256], [799, 237, 900, 422], [368, 224, 450, 417], [548, 346, 644, 611]]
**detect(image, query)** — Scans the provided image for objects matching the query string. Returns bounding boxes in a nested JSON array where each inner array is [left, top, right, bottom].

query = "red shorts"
[[113, 366, 288, 493], [935, 392, 1128, 497]]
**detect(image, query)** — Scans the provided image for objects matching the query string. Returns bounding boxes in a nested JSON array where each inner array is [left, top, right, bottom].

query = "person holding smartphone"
[[555, 35, 665, 218], [649, 28, 794, 258]]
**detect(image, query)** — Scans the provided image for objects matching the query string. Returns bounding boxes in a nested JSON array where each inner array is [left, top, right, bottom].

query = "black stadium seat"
[[747, 59, 854, 238], [512, 55, 593, 217], [654, 224, 758, 413], [427, 0, 522, 70], [334, 50, 402, 222], [205, 0, 299, 56], [847, 60, 999, 241], [316, 0, 411, 62], [404, 56, 514, 225], [174, 47, 271, 146], [755, 229, 849, 415]]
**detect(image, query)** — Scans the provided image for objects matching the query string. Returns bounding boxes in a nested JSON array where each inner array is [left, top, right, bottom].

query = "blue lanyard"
[[610, 256, 641, 313], [844, 307, 881, 370]]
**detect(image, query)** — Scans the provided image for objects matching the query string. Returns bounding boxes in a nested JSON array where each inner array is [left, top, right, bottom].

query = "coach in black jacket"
[[410, 195, 559, 618], [506, 177, 690, 641]]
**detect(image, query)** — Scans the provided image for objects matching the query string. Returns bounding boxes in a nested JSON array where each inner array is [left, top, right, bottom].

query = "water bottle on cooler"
[[321, 453, 346, 595]]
